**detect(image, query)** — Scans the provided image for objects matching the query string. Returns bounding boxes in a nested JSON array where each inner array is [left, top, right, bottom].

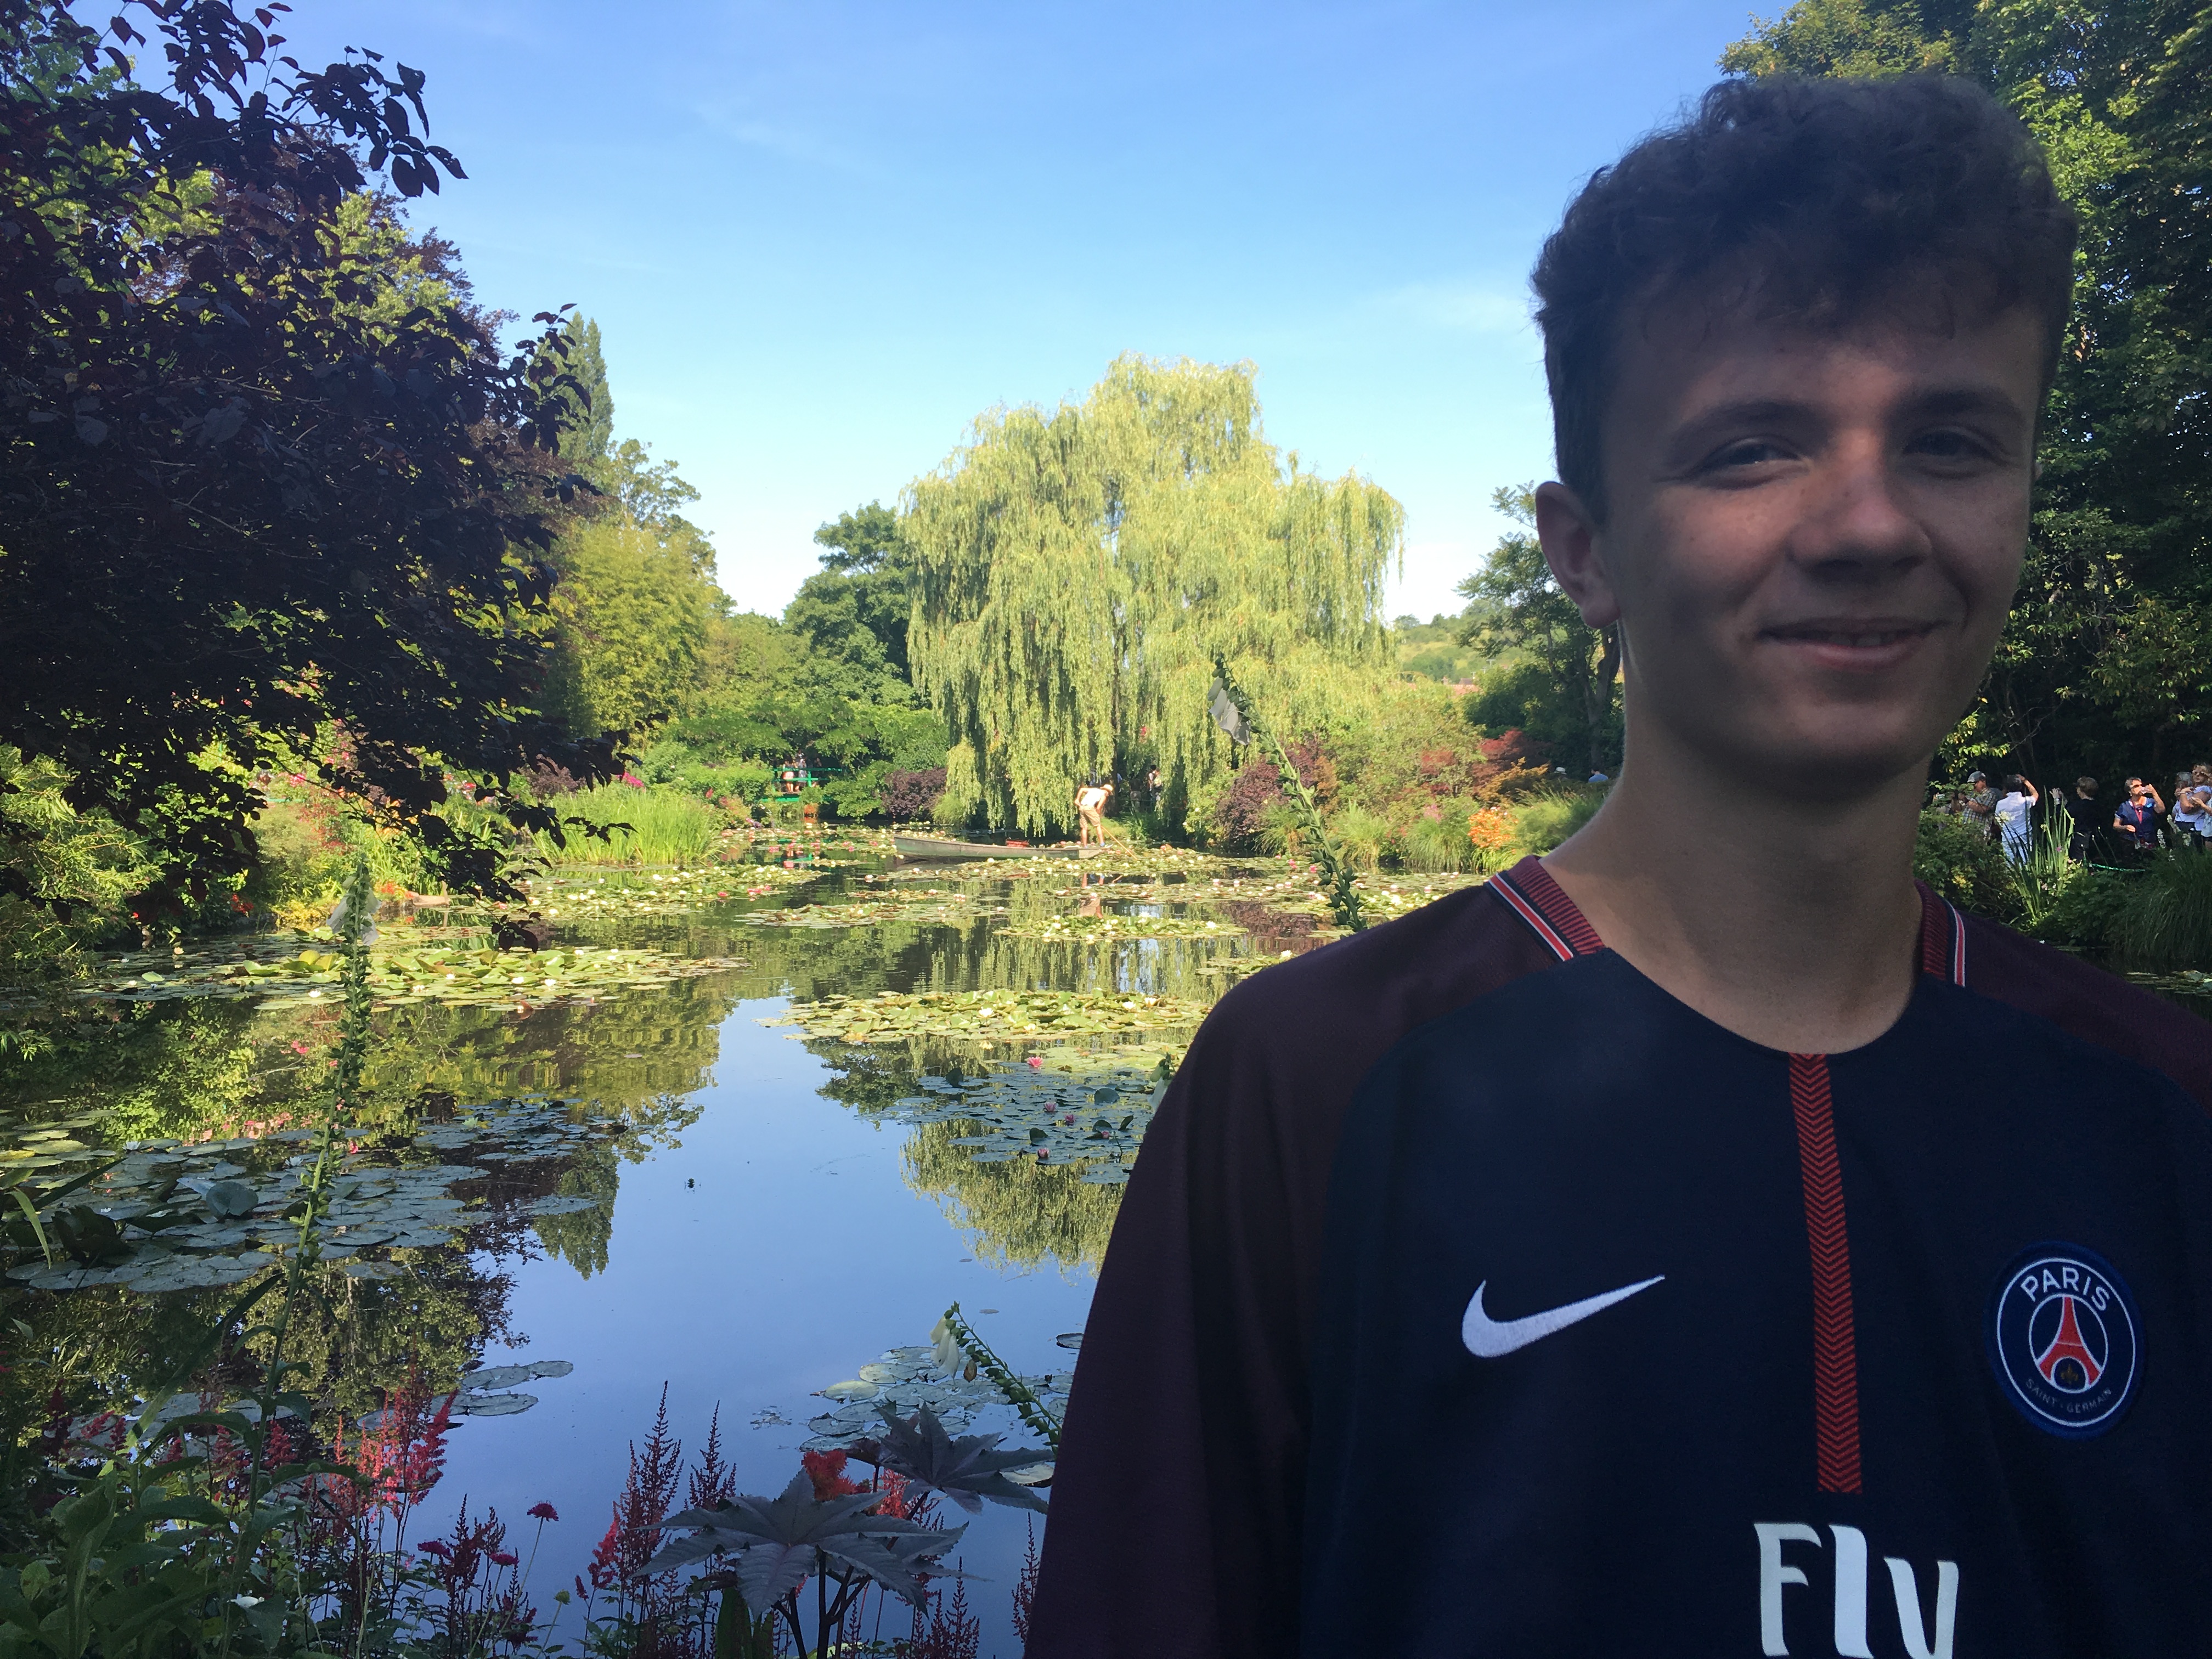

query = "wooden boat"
[[891, 833, 1094, 861]]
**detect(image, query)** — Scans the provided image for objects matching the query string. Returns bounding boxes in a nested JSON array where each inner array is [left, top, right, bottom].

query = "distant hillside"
[[1391, 614, 1484, 686]]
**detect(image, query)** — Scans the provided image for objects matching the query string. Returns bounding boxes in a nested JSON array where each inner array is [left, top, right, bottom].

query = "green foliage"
[[787, 502, 917, 697], [0, 5, 617, 904], [533, 785, 725, 867], [1912, 809, 2019, 920], [549, 313, 615, 465], [1457, 487, 1622, 778], [2109, 850, 2212, 970], [1391, 614, 1484, 684], [2030, 861, 2132, 951], [908, 355, 1403, 838], [1511, 788, 1607, 856], [0, 748, 150, 978], [1723, 1, 2212, 788], [545, 518, 718, 738]]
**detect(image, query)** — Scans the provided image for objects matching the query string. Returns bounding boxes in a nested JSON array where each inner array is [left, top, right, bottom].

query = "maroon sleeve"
[[1961, 915, 2212, 1111], [1025, 882, 1558, 1658]]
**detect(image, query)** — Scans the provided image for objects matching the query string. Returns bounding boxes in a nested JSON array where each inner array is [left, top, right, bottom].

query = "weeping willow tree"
[[905, 355, 1403, 837]]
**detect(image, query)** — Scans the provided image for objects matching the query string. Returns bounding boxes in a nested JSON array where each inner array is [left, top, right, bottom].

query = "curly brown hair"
[[1533, 75, 2077, 522]]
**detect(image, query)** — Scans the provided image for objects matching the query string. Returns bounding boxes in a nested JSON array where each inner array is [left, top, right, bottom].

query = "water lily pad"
[[763, 989, 1207, 1049], [452, 1391, 536, 1417]]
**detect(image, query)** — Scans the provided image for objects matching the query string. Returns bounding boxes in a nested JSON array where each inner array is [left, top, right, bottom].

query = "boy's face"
[[1537, 292, 2043, 800]]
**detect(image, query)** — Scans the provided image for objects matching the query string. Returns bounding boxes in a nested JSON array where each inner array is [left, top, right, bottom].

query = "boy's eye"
[[1907, 428, 1994, 462], [1702, 439, 1790, 472]]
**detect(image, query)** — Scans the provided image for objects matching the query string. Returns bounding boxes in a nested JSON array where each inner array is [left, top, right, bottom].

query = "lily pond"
[[0, 831, 1481, 1651]]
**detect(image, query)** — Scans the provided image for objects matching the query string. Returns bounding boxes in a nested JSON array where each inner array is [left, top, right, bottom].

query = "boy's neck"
[[1541, 724, 1929, 1056]]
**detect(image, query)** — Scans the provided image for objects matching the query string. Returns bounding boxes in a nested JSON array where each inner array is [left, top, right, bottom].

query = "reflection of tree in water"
[[8, 1248, 521, 1465], [0, 997, 261, 1136], [903, 1119, 1120, 1271], [806, 1029, 1137, 1272], [1, 970, 726, 1459]]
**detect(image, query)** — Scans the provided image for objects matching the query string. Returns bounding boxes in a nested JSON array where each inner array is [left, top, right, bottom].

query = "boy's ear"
[[1534, 481, 1623, 629]]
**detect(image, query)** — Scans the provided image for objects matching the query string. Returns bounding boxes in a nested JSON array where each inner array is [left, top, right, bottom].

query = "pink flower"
[[491, 1551, 518, 1567], [528, 1502, 559, 1521], [417, 1539, 452, 1558]]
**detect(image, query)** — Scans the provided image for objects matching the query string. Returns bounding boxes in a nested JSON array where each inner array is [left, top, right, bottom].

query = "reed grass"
[[1511, 788, 1605, 855], [2111, 845, 2212, 969], [537, 783, 724, 867]]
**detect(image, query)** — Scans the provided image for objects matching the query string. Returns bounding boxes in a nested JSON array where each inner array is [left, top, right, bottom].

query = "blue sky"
[[284, 1, 1765, 620]]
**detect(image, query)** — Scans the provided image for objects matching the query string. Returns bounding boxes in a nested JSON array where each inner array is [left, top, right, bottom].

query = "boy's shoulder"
[[1194, 871, 1563, 1083], [1955, 908, 2212, 1110]]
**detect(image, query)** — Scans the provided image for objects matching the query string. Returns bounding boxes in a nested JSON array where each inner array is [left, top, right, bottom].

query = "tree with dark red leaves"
[[0, 0, 617, 907]]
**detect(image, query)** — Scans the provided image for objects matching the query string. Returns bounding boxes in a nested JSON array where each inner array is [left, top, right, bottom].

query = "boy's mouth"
[[1761, 619, 1940, 651]]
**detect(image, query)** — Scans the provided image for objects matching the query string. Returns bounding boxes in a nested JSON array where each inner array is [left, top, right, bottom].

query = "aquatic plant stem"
[[1210, 658, 1365, 933], [939, 1301, 1062, 1452], [217, 851, 376, 1659]]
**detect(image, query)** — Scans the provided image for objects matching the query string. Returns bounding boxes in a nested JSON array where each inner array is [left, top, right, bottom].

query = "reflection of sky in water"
[[9, 861, 1272, 1656], [435, 996, 1087, 1656]]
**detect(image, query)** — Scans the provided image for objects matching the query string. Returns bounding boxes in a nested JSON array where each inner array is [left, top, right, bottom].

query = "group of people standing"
[[1947, 765, 2212, 865]]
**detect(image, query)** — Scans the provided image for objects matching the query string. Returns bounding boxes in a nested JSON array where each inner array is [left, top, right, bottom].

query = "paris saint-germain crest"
[[1989, 1244, 2140, 1438]]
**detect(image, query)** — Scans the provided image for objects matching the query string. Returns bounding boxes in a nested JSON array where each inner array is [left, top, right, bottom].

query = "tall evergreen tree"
[[552, 313, 614, 465]]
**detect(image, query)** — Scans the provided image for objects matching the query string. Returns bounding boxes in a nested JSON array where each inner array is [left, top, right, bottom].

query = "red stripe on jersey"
[[1790, 1053, 1863, 1494], [1489, 857, 1606, 960], [1912, 882, 1968, 986], [1488, 876, 1575, 962]]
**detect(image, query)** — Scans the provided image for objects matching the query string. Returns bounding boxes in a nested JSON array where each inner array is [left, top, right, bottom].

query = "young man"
[[1030, 76, 2212, 1657]]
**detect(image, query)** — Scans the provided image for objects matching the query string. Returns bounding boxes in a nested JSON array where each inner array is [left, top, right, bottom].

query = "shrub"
[[1324, 805, 1391, 872], [1212, 741, 1333, 854], [880, 767, 947, 820], [1466, 804, 1518, 873], [2029, 864, 2132, 951], [0, 747, 151, 977], [1911, 810, 2016, 921], [1512, 787, 1606, 855], [1401, 810, 1476, 873]]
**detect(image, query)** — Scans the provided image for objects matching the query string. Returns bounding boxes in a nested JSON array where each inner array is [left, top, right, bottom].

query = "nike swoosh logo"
[[1461, 1274, 1665, 1357]]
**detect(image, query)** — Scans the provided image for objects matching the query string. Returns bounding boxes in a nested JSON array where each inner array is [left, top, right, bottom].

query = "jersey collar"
[[1487, 855, 1968, 989]]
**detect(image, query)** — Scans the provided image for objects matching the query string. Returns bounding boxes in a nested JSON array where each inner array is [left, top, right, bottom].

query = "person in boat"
[[1075, 779, 1113, 846], [1029, 74, 2212, 1658]]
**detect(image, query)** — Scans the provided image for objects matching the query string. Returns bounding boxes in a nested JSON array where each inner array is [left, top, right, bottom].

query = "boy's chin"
[[1703, 714, 1942, 802]]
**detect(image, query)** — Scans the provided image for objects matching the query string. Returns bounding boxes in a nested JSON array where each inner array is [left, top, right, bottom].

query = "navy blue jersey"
[[1029, 858, 2212, 1658]]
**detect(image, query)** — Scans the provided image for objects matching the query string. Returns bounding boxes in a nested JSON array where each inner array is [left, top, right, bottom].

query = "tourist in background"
[[1962, 770, 1997, 838], [2067, 777, 2107, 862], [2115, 775, 2164, 860], [2172, 768, 2212, 847], [1994, 774, 2039, 864]]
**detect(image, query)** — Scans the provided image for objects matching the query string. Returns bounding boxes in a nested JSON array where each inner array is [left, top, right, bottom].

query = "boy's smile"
[[1538, 298, 2045, 798]]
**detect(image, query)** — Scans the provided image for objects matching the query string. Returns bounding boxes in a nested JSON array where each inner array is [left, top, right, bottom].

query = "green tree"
[[0, 1, 612, 904], [783, 503, 917, 697], [1457, 487, 1622, 776], [544, 518, 718, 737], [906, 354, 1403, 837], [551, 312, 614, 465], [1722, 0, 2212, 784]]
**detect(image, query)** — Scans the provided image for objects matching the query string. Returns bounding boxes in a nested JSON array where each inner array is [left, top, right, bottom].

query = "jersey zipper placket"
[[1488, 859, 1971, 1498]]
